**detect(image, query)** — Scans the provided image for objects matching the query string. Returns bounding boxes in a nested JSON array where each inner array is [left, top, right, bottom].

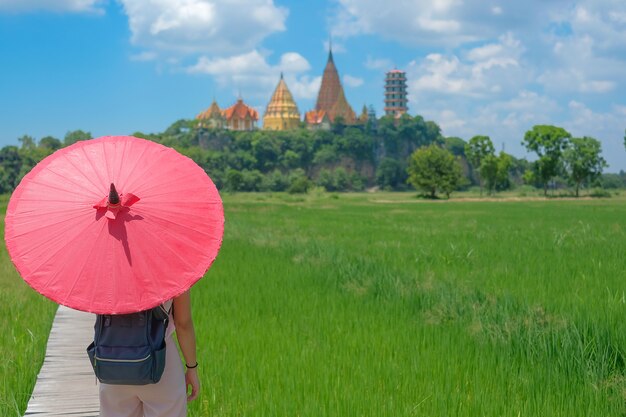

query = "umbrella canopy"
[[5, 136, 224, 314]]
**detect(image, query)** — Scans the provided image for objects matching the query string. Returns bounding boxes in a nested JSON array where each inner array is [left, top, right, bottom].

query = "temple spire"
[[328, 35, 334, 62], [263, 74, 300, 131]]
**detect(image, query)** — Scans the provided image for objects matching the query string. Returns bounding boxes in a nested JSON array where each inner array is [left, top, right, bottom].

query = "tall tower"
[[384, 69, 408, 117], [307, 47, 356, 125]]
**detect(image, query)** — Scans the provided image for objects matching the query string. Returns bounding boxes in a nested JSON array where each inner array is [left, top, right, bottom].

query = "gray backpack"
[[86, 304, 170, 385]]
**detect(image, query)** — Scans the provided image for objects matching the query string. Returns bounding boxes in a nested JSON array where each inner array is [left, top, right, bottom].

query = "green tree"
[[375, 157, 405, 190], [225, 169, 244, 192], [287, 169, 311, 194], [0, 145, 22, 192], [64, 130, 92, 146], [18, 134, 36, 149], [522, 125, 571, 196], [443, 136, 467, 157], [262, 170, 289, 191], [333, 167, 350, 191], [496, 151, 513, 191], [480, 154, 499, 195], [407, 145, 462, 198], [564, 136, 607, 197], [39, 136, 62, 151], [481, 151, 514, 194], [280, 149, 301, 169], [465, 135, 495, 196], [18, 146, 49, 182], [252, 133, 281, 171]]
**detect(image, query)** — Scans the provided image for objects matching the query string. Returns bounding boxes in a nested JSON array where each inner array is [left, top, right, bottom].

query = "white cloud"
[[343, 75, 364, 88], [331, 0, 573, 46], [416, 90, 625, 170], [407, 33, 524, 97], [130, 51, 158, 62], [288, 76, 322, 100], [563, 101, 626, 170], [279, 52, 311, 73], [0, 0, 103, 13], [537, 28, 623, 94], [364, 55, 393, 70], [433, 109, 467, 131], [323, 40, 346, 54], [188, 50, 319, 100], [119, 0, 288, 54]]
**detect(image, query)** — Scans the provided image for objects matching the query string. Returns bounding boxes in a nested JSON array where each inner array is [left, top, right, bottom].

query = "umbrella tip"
[[109, 183, 120, 205]]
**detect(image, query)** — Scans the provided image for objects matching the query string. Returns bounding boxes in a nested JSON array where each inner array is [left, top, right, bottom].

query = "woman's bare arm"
[[173, 290, 200, 401]]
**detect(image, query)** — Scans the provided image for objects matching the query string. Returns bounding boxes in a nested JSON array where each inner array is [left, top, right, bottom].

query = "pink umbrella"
[[5, 136, 224, 314]]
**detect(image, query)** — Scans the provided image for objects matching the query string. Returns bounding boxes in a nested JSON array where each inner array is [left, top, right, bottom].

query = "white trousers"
[[99, 336, 187, 417]]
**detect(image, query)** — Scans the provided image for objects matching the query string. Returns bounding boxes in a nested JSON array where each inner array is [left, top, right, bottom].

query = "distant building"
[[263, 74, 301, 130], [222, 98, 259, 131], [367, 105, 378, 129], [304, 110, 331, 130], [196, 99, 225, 129], [305, 48, 356, 129], [384, 69, 408, 117], [357, 105, 369, 124]]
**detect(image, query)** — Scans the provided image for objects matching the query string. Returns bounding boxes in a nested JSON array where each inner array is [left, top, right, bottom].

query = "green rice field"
[[3, 192, 626, 416]]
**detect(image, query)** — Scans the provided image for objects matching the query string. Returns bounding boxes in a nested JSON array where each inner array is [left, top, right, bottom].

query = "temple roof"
[[264, 74, 300, 118], [304, 109, 329, 124], [358, 105, 368, 123], [196, 99, 223, 120], [330, 88, 356, 124], [222, 98, 259, 121], [313, 49, 355, 123]]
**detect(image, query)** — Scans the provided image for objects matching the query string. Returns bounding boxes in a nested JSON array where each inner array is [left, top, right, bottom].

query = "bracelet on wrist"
[[186, 362, 198, 369]]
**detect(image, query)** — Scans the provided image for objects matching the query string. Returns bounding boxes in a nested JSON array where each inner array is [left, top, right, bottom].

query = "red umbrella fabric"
[[5, 136, 224, 314]]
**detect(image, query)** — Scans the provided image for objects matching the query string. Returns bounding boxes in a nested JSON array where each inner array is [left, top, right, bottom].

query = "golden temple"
[[263, 73, 301, 131]]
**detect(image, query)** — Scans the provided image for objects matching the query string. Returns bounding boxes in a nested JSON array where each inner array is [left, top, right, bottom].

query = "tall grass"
[[0, 195, 56, 417], [2, 192, 626, 415], [188, 193, 626, 416]]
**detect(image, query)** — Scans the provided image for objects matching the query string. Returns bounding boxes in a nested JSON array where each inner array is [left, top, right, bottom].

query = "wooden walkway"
[[24, 305, 100, 417]]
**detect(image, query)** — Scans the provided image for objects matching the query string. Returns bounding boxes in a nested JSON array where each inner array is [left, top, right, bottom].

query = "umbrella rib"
[[134, 221, 199, 272], [132, 170, 209, 195], [60, 149, 107, 194], [14, 218, 98, 273], [118, 141, 151, 191], [102, 140, 112, 186], [135, 210, 222, 240], [26, 171, 98, 199], [7, 214, 91, 240], [81, 144, 109, 190], [62, 221, 108, 305], [116, 138, 129, 187]]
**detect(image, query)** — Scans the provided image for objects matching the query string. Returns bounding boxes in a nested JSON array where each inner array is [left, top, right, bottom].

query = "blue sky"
[[1, 0, 625, 170]]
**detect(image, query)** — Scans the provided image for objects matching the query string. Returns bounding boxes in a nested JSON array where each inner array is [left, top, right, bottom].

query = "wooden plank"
[[24, 305, 100, 417]]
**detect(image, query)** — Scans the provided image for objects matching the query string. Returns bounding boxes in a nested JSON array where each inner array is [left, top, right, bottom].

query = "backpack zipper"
[[95, 354, 151, 363]]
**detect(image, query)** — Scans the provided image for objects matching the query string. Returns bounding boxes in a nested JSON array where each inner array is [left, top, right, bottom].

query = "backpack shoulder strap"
[[160, 300, 173, 316]]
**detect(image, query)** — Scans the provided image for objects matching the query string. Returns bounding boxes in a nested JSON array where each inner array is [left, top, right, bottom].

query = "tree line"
[[0, 116, 613, 197]]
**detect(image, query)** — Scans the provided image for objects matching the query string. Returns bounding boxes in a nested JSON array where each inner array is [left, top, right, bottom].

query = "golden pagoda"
[[358, 105, 368, 124], [263, 74, 301, 130]]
